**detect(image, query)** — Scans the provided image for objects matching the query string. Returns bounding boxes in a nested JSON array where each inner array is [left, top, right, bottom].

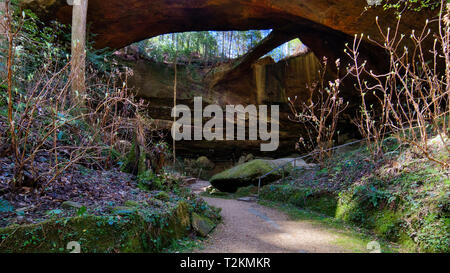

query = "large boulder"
[[210, 159, 293, 193]]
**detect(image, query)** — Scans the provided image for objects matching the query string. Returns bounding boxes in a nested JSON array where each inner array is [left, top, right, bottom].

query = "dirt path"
[[189, 181, 353, 253]]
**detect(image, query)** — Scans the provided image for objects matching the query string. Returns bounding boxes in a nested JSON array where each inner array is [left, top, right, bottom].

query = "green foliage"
[[76, 206, 87, 217], [0, 201, 192, 253], [136, 30, 302, 63], [155, 191, 170, 201], [4, 6, 115, 100], [373, 210, 403, 241], [261, 138, 449, 252], [416, 214, 449, 252], [163, 237, 205, 253], [382, 0, 442, 12], [260, 185, 338, 217], [143, 32, 220, 62], [137, 170, 161, 191], [0, 199, 13, 213], [12, 9, 70, 83], [137, 170, 181, 192]]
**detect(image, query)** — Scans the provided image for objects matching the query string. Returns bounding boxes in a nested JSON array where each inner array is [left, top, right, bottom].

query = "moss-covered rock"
[[0, 201, 191, 253], [373, 210, 403, 241], [210, 159, 291, 193], [258, 137, 449, 253], [334, 185, 450, 252], [196, 156, 215, 170], [192, 212, 216, 237], [260, 184, 337, 217]]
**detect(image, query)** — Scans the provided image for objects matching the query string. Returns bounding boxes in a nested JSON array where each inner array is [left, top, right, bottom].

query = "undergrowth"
[[260, 139, 449, 252]]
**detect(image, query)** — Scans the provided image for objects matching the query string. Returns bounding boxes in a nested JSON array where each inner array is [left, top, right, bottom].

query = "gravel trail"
[[191, 181, 351, 253]]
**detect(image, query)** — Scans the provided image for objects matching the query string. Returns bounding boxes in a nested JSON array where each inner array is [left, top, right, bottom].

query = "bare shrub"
[[1, 2, 147, 190], [288, 57, 349, 164], [346, 0, 449, 167], [7, 63, 143, 189]]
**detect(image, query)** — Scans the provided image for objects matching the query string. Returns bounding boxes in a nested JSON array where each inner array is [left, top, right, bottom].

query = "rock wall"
[[127, 52, 341, 159], [0, 201, 191, 253]]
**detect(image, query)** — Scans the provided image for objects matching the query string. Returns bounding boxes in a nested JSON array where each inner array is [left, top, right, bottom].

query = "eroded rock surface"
[[23, 0, 433, 52]]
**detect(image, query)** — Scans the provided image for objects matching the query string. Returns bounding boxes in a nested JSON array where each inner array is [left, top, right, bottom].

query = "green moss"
[[398, 231, 417, 252], [121, 141, 137, 173], [0, 201, 192, 253], [258, 135, 449, 252], [211, 159, 271, 181], [138, 147, 147, 176], [305, 195, 338, 217], [259, 200, 398, 253], [373, 210, 403, 241], [155, 191, 170, 201], [124, 200, 140, 207], [260, 185, 338, 217], [335, 191, 361, 222], [203, 185, 259, 200], [121, 139, 148, 176], [111, 206, 137, 215], [210, 159, 291, 192], [0, 215, 144, 253], [163, 237, 205, 253], [192, 212, 216, 237], [416, 214, 450, 253]]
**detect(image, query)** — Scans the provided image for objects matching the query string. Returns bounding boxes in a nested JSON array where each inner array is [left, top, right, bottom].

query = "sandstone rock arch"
[[23, 1, 433, 50], [21, 0, 439, 157], [22, 0, 436, 87]]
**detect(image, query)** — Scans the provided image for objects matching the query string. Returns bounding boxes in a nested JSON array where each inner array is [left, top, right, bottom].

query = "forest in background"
[[135, 31, 305, 63]]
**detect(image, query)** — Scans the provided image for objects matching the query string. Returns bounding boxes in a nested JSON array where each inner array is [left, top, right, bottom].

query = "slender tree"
[[70, 0, 88, 107], [0, 1, 5, 76], [173, 45, 178, 165]]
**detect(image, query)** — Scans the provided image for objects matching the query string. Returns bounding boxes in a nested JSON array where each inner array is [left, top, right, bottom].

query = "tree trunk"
[[0, 0, 6, 77], [222, 32, 225, 59], [71, 0, 88, 105], [173, 51, 178, 165], [228, 31, 233, 57]]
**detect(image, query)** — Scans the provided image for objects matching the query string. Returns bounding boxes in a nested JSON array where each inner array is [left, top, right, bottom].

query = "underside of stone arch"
[[22, 0, 435, 86], [21, 0, 438, 157], [23, 0, 433, 50]]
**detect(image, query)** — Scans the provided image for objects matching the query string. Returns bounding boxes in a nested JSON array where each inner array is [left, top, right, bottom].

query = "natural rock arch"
[[22, 0, 436, 87], [21, 0, 439, 157], [23, 0, 433, 49]]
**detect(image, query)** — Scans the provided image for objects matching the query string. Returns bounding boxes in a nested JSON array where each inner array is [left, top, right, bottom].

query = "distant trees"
[[138, 30, 304, 64], [140, 32, 219, 63], [381, 0, 442, 11]]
